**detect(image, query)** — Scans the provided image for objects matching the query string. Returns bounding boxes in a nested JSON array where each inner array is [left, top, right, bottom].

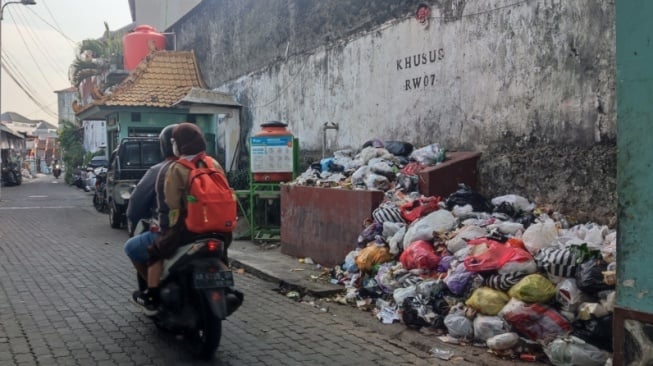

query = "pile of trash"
[[291, 139, 445, 190], [296, 140, 615, 365]]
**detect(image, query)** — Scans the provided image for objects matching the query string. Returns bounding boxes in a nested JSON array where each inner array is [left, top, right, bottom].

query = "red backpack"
[[176, 153, 237, 233]]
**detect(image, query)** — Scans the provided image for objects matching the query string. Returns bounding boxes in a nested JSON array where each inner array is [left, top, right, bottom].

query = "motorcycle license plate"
[[194, 271, 234, 289]]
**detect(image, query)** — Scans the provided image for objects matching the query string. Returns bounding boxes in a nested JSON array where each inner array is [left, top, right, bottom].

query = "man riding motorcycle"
[[124, 124, 178, 301]]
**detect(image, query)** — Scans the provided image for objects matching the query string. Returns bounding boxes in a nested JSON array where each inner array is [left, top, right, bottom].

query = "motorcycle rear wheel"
[[187, 295, 222, 360]]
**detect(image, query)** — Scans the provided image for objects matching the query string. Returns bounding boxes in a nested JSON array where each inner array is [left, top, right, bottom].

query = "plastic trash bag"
[[351, 165, 371, 188], [446, 225, 488, 253], [393, 285, 417, 304], [543, 336, 610, 366], [357, 222, 383, 248], [444, 263, 474, 296], [342, 249, 360, 273], [445, 184, 494, 212], [572, 314, 613, 352], [444, 306, 474, 339], [410, 143, 446, 166], [373, 203, 404, 224], [402, 295, 443, 330], [399, 240, 441, 270], [499, 298, 571, 342], [384, 141, 414, 157], [491, 194, 535, 213], [388, 225, 406, 255], [355, 244, 393, 273], [375, 262, 400, 294], [483, 272, 528, 292], [473, 315, 510, 342], [364, 173, 391, 191], [576, 258, 614, 294], [463, 238, 533, 273], [522, 220, 559, 254], [400, 196, 441, 223], [535, 247, 579, 278], [465, 287, 510, 316], [487, 332, 520, 351], [556, 278, 588, 313], [508, 274, 556, 304], [402, 209, 456, 247]]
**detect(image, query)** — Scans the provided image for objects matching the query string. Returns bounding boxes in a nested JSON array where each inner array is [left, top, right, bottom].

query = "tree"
[[58, 120, 84, 183], [69, 22, 125, 87]]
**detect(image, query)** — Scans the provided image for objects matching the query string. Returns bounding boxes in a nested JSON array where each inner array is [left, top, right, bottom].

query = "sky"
[[1, 0, 133, 124]]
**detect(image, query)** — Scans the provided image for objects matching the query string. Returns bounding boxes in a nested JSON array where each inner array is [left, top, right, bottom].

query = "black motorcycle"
[[53, 164, 62, 179], [71, 169, 86, 190], [1, 161, 22, 186], [132, 224, 243, 359], [93, 170, 108, 213]]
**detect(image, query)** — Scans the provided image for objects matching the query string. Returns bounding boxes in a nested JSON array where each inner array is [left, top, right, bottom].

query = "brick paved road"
[[0, 175, 439, 366]]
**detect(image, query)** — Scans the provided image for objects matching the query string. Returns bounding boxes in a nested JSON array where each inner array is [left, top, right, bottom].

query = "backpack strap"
[[176, 152, 214, 170]]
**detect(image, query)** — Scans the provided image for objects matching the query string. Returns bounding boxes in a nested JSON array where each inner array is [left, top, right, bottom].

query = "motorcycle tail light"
[[210, 290, 222, 302], [207, 240, 221, 252]]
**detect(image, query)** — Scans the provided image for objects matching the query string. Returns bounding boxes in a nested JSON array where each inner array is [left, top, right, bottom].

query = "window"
[[131, 112, 141, 122]]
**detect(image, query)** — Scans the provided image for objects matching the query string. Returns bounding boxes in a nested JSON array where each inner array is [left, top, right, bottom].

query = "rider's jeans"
[[124, 231, 159, 264]]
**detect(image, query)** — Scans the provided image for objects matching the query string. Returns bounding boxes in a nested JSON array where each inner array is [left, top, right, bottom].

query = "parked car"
[[88, 156, 110, 169], [106, 138, 162, 229]]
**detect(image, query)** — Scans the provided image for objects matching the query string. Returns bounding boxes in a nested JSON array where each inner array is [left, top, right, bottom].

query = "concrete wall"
[[172, 0, 616, 224], [133, 0, 201, 33]]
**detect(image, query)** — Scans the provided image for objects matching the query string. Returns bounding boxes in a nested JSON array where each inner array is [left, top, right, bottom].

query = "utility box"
[[417, 151, 481, 197], [280, 185, 384, 267]]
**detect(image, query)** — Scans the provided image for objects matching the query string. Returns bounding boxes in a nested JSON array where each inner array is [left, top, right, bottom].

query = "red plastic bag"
[[464, 239, 533, 273], [400, 196, 441, 223], [500, 299, 571, 342], [400, 240, 441, 270]]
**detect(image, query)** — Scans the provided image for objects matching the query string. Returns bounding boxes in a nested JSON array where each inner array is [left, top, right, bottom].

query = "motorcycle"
[[1, 160, 22, 186], [93, 168, 108, 213], [71, 169, 86, 189], [132, 220, 243, 359], [53, 164, 62, 179]]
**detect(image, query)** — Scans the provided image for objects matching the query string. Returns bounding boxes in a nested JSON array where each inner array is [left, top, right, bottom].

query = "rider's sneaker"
[[132, 290, 159, 317]]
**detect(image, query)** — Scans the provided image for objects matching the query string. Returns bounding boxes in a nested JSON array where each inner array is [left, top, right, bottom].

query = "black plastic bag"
[[576, 258, 614, 294], [445, 184, 494, 212], [402, 296, 446, 330], [384, 141, 414, 157], [572, 315, 613, 352]]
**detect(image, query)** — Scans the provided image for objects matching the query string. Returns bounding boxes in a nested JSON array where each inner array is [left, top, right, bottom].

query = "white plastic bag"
[[403, 209, 456, 247], [473, 315, 509, 342], [486, 332, 520, 351], [491, 194, 535, 212], [444, 307, 473, 339], [392, 285, 416, 304], [522, 220, 559, 254], [543, 336, 610, 366]]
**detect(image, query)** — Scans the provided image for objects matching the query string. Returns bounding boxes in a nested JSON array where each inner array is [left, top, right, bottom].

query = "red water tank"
[[251, 121, 295, 183], [123, 25, 166, 71]]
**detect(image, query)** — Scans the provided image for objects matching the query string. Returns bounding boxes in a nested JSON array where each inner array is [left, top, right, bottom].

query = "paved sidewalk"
[[228, 240, 343, 297], [228, 240, 540, 365]]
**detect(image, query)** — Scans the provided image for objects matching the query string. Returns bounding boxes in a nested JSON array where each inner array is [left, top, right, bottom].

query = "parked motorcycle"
[[1, 160, 22, 186], [132, 220, 243, 359], [71, 169, 86, 190], [93, 168, 108, 213]]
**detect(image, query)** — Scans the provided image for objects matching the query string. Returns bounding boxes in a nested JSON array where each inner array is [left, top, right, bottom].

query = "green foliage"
[[227, 169, 250, 190], [69, 22, 125, 87], [58, 121, 84, 183]]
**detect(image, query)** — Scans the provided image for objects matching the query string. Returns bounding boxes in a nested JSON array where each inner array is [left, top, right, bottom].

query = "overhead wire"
[[11, 7, 69, 76], [2, 50, 41, 98], [6, 12, 57, 91], [2, 59, 57, 118]]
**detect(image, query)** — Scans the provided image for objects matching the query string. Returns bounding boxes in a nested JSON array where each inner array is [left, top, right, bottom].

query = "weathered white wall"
[[173, 0, 616, 223], [222, 0, 614, 152]]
